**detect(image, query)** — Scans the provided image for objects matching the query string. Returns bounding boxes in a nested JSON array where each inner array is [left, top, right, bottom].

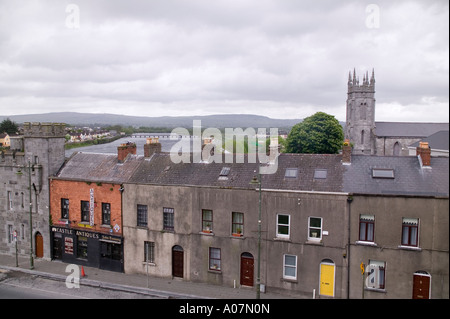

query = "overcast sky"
[[0, 0, 448, 122]]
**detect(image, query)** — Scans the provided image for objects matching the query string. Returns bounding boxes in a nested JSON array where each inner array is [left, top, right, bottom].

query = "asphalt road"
[[0, 270, 158, 299]]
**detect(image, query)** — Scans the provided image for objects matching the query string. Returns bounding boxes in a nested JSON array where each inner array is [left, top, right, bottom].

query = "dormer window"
[[372, 169, 394, 179]]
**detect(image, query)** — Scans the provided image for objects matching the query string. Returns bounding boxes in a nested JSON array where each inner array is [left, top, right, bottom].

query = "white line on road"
[[0, 282, 90, 299]]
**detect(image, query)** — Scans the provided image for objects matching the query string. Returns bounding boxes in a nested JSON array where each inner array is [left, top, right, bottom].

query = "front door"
[[413, 273, 431, 299], [320, 261, 335, 297], [172, 245, 184, 278], [53, 236, 62, 259], [35, 232, 43, 258], [240, 252, 254, 287]]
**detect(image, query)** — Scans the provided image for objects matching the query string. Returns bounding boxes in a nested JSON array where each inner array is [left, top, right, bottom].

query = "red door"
[[35, 232, 44, 258], [240, 253, 254, 287], [412, 273, 431, 299]]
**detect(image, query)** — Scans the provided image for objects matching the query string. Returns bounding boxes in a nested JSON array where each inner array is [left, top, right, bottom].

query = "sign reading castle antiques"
[[51, 226, 100, 239]]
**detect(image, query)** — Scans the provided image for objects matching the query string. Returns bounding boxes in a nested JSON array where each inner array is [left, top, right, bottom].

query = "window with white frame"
[[366, 260, 386, 290], [276, 214, 290, 238], [401, 218, 419, 247], [283, 254, 297, 280], [232, 212, 244, 236], [359, 214, 375, 242], [209, 247, 221, 271], [308, 217, 322, 241], [202, 209, 213, 233]]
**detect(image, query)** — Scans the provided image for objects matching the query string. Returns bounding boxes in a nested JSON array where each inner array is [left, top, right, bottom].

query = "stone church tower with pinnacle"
[[345, 68, 376, 155]]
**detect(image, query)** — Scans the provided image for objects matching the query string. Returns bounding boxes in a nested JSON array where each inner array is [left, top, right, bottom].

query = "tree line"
[[1, 112, 344, 154]]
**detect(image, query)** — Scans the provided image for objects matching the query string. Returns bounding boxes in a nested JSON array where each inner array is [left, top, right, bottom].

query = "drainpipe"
[[119, 184, 125, 272], [346, 195, 353, 299]]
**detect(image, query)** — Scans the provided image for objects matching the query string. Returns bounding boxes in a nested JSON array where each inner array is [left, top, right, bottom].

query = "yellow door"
[[320, 263, 335, 297]]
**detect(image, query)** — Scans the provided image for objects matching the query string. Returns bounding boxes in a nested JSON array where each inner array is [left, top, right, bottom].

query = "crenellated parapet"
[[347, 68, 375, 93], [23, 122, 66, 138]]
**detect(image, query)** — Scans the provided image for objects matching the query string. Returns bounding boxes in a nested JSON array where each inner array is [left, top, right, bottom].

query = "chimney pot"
[[118, 142, 136, 162], [416, 142, 431, 167], [144, 138, 161, 157], [342, 139, 352, 164]]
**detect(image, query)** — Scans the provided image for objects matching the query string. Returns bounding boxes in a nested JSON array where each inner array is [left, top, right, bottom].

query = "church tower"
[[345, 68, 376, 155]]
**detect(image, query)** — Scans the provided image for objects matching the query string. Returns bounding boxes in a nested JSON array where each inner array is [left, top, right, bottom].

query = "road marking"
[[0, 281, 90, 299]]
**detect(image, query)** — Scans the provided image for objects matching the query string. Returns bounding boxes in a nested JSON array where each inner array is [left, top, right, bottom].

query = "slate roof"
[[260, 153, 345, 192], [55, 152, 143, 183], [343, 154, 449, 197], [409, 130, 449, 151], [56, 150, 449, 198], [128, 152, 346, 192], [128, 152, 259, 189], [375, 122, 449, 137]]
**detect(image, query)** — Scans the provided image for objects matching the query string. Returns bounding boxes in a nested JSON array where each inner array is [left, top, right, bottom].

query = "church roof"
[[409, 130, 449, 151], [375, 122, 449, 138]]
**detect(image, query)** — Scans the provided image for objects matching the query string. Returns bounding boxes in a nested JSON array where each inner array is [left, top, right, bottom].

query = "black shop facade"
[[50, 226, 124, 272]]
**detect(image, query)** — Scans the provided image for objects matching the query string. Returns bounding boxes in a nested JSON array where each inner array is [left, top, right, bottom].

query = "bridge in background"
[[130, 133, 196, 139]]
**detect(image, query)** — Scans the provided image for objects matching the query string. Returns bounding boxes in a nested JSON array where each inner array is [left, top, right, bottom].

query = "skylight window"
[[372, 168, 394, 179], [285, 168, 298, 178], [220, 167, 230, 176], [314, 169, 327, 179]]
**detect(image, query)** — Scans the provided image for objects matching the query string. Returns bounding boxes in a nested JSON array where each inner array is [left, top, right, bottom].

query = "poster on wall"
[[65, 237, 73, 254]]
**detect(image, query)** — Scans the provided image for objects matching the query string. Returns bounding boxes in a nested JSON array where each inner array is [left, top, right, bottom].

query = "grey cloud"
[[0, 0, 447, 122]]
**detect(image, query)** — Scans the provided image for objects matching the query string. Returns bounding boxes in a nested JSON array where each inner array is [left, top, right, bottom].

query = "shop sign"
[[52, 227, 73, 235], [75, 230, 99, 239], [100, 234, 122, 244], [89, 188, 94, 226]]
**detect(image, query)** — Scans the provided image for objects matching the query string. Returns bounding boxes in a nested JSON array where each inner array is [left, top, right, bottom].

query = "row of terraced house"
[[1, 122, 448, 299]]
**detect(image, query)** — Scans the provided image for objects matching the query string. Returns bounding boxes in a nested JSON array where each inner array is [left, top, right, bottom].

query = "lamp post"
[[28, 160, 34, 270], [250, 170, 262, 299]]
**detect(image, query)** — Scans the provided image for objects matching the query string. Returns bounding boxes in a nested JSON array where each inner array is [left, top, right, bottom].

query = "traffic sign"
[[360, 262, 365, 275]]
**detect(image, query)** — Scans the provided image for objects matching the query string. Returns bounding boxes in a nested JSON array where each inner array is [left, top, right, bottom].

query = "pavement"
[[0, 254, 300, 299]]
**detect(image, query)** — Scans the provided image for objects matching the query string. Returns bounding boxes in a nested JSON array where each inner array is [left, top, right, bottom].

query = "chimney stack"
[[118, 142, 136, 162], [342, 139, 352, 164], [144, 137, 161, 158], [416, 141, 431, 167], [202, 137, 215, 157]]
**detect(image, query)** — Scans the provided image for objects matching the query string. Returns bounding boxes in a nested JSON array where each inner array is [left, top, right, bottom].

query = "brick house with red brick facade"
[[49, 143, 142, 272]]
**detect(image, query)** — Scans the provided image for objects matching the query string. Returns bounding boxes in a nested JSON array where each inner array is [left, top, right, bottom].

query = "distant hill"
[[0, 112, 302, 130]]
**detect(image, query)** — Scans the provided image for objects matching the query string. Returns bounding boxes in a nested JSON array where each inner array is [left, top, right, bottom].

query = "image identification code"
[[179, 303, 270, 316]]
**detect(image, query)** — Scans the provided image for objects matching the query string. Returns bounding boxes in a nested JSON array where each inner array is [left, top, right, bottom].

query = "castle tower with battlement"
[[0, 122, 66, 260], [345, 69, 376, 155]]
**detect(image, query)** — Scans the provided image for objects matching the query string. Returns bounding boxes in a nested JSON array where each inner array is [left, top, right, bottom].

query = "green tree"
[[0, 118, 19, 135], [285, 112, 344, 154]]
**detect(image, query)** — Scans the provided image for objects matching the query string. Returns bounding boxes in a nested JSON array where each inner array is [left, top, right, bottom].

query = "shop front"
[[50, 226, 123, 272]]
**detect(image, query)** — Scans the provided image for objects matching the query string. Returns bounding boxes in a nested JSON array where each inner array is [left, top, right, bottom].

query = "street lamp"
[[249, 170, 262, 299], [28, 160, 34, 270]]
